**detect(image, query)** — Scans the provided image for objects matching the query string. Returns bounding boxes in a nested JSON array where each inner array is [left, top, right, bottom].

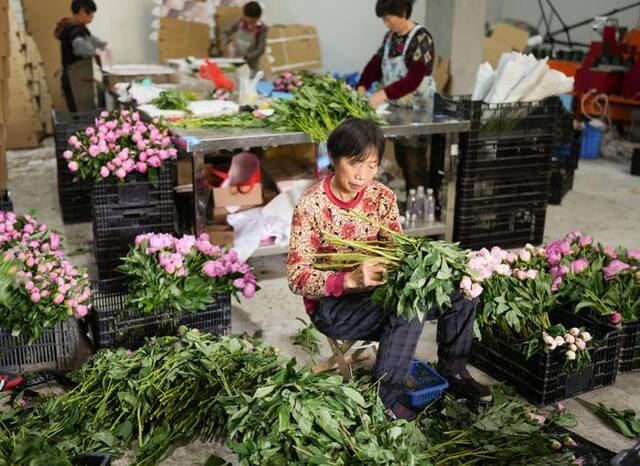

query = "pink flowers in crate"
[[463, 244, 545, 299], [64, 110, 177, 182], [133, 232, 257, 299], [0, 211, 91, 339], [602, 260, 631, 281], [570, 258, 589, 275]]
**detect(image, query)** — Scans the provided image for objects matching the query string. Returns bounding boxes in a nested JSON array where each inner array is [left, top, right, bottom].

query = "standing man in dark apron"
[[357, 0, 435, 198], [222, 2, 268, 75], [54, 0, 109, 112]]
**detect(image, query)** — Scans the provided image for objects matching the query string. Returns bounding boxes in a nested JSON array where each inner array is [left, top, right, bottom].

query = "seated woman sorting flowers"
[[287, 118, 491, 420]]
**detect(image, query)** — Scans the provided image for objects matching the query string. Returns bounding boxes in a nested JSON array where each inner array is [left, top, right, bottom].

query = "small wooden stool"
[[311, 337, 378, 380]]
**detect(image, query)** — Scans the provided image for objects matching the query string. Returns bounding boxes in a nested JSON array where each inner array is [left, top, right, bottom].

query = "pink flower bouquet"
[[0, 211, 91, 340], [64, 110, 177, 182], [119, 232, 258, 313]]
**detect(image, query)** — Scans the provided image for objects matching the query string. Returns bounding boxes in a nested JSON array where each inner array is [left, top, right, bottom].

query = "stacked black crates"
[[450, 96, 561, 249], [0, 189, 12, 211], [469, 309, 619, 406], [53, 111, 101, 223], [549, 109, 580, 205], [90, 278, 231, 350], [92, 165, 175, 279]]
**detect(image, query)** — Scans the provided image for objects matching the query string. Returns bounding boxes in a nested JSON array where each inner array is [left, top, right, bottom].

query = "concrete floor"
[[6, 141, 640, 464]]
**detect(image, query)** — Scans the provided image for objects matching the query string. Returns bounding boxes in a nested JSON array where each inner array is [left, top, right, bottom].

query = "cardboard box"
[[433, 55, 450, 93], [212, 183, 262, 208], [259, 24, 322, 77], [490, 23, 529, 51], [482, 22, 530, 68], [214, 5, 242, 54], [158, 17, 210, 62], [177, 157, 192, 186], [205, 224, 235, 246]]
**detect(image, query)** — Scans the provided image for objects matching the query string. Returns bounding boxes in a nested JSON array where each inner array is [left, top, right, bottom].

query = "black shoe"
[[384, 402, 417, 421], [445, 370, 492, 402]]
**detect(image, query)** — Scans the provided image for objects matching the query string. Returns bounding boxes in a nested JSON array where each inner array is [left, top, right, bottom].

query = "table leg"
[[443, 133, 459, 242], [193, 150, 207, 235]]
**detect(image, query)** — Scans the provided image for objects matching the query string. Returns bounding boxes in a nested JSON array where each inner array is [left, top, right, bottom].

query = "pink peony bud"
[[610, 312, 622, 325], [469, 282, 483, 299], [602, 245, 617, 259], [88, 145, 100, 157], [579, 236, 592, 247], [115, 168, 127, 179], [68, 161, 79, 172], [571, 258, 589, 274], [459, 275, 473, 291], [100, 166, 110, 178], [242, 282, 256, 298], [31, 292, 41, 303], [53, 293, 65, 305]]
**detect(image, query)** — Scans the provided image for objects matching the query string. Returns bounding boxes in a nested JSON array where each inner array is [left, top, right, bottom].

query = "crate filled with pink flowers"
[[63, 110, 177, 279], [90, 232, 257, 349], [0, 211, 91, 372]]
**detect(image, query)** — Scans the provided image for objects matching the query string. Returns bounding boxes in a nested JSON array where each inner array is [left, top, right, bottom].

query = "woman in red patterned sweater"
[[287, 119, 491, 421]]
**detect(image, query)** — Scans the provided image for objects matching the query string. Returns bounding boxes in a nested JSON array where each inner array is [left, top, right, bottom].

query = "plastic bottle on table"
[[406, 188, 418, 221], [426, 188, 436, 223], [416, 186, 426, 220]]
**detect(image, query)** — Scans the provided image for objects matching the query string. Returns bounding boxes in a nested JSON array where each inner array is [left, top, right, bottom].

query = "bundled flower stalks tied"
[[312, 211, 478, 321]]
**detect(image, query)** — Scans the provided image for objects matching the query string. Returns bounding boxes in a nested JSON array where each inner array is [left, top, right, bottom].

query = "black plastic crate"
[[58, 187, 93, 223], [435, 95, 561, 140], [459, 136, 554, 171], [90, 278, 231, 349], [72, 454, 112, 466], [632, 147, 640, 176], [53, 110, 103, 151], [91, 166, 174, 211], [0, 190, 13, 212], [548, 167, 573, 205], [457, 175, 550, 204], [465, 97, 560, 141], [619, 320, 640, 372], [457, 158, 552, 181], [0, 319, 80, 373], [470, 309, 619, 406], [454, 201, 547, 250], [53, 111, 102, 224], [92, 212, 174, 280]]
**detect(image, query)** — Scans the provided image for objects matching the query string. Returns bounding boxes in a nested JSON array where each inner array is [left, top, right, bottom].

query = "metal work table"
[[168, 108, 470, 257]]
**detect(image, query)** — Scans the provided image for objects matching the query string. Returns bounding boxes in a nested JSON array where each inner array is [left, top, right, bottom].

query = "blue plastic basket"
[[404, 359, 449, 409], [580, 123, 602, 159]]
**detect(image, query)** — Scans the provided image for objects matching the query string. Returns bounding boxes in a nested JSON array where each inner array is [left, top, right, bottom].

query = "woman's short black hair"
[[375, 0, 413, 19], [71, 0, 97, 14], [327, 118, 385, 166], [243, 1, 262, 18]]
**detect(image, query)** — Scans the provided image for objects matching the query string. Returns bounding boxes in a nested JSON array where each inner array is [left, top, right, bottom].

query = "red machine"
[[574, 20, 640, 99]]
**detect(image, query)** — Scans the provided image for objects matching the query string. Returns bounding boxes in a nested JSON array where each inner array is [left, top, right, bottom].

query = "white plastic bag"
[[505, 58, 549, 102], [522, 69, 574, 102], [471, 62, 495, 101], [486, 53, 534, 103]]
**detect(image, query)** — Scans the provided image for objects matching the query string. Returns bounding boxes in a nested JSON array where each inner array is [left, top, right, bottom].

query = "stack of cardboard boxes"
[[0, 0, 9, 190], [158, 17, 210, 62], [259, 25, 322, 78], [22, 0, 68, 111], [6, 8, 53, 149]]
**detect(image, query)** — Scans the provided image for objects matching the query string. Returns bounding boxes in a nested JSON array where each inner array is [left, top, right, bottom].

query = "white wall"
[[262, 0, 426, 74], [487, 0, 640, 48], [90, 0, 157, 64], [56, 0, 430, 73]]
